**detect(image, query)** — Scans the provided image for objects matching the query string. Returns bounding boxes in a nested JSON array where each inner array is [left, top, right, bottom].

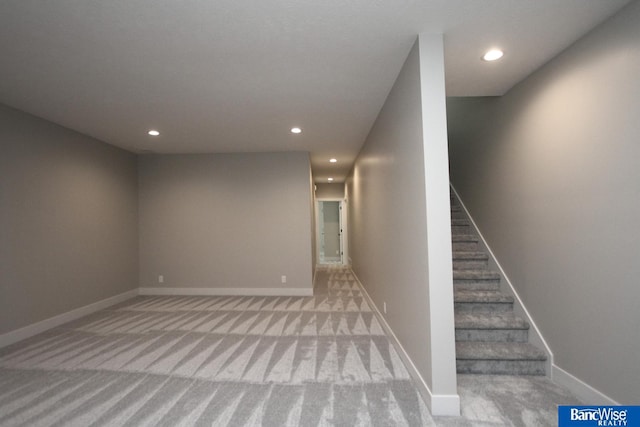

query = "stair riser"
[[454, 283, 500, 291], [454, 302, 513, 313], [454, 279, 500, 286], [453, 242, 479, 251], [451, 193, 547, 376], [453, 260, 489, 270], [456, 360, 546, 375], [452, 225, 472, 234], [456, 329, 528, 343]]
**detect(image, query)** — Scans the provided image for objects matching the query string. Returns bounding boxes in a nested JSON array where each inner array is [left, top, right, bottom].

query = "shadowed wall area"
[[0, 104, 138, 336]]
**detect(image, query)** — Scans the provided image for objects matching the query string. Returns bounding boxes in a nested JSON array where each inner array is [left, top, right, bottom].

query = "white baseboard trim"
[[0, 289, 138, 349], [449, 184, 555, 375], [139, 287, 313, 297], [432, 394, 463, 417], [552, 364, 619, 405], [351, 270, 460, 416]]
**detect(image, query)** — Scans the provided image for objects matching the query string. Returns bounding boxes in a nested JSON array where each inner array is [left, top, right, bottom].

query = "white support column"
[[419, 33, 460, 416]]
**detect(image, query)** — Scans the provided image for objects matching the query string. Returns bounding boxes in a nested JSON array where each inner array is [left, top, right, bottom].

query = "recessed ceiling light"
[[330, 158, 337, 163], [482, 49, 504, 61], [328, 178, 334, 182], [148, 130, 160, 136], [291, 127, 302, 134]]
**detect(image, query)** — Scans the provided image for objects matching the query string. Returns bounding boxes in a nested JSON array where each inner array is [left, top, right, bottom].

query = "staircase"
[[451, 196, 547, 375]]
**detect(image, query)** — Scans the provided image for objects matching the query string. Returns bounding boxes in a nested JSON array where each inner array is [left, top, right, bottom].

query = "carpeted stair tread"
[[454, 290, 514, 304], [455, 313, 529, 330], [453, 251, 489, 261], [456, 342, 547, 361], [450, 205, 466, 219], [453, 270, 501, 281], [452, 237, 480, 252], [452, 234, 478, 242], [451, 191, 547, 375], [454, 282, 500, 291]]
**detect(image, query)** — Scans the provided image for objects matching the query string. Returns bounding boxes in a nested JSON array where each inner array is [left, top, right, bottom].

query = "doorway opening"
[[317, 200, 346, 265]]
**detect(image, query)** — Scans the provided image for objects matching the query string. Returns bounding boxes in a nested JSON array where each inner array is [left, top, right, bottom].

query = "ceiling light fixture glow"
[[328, 178, 334, 182], [291, 127, 302, 134], [482, 49, 504, 61], [330, 158, 337, 163], [148, 130, 160, 136]]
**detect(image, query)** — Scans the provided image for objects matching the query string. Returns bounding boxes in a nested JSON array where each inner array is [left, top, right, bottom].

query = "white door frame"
[[315, 198, 348, 266]]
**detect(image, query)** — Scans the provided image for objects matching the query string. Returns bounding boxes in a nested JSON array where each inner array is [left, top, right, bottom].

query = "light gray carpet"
[[434, 374, 583, 426], [0, 266, 582, 426], [0, 268, 430, 426]]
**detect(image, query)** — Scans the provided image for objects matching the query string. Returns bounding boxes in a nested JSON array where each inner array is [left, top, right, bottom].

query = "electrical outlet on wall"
[[158, 275, 164, 283], [281, 275, 287, 284], [383, 302, 387, 314]]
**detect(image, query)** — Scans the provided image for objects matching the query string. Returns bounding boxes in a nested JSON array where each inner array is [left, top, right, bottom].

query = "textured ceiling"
[[0, 0, 630, 182]]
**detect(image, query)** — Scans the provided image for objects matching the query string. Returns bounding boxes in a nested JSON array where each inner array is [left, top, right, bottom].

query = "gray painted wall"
[[138, 152, 314, 291], [348, 40, 432, 387], [447, 1, 640, 404], [0, 103, 138, 334], [315, 183, 345, 199], [347, 36, 457, 412]]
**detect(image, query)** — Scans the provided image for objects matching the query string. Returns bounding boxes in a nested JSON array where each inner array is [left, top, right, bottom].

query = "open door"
[[317, 200, 344, 264]]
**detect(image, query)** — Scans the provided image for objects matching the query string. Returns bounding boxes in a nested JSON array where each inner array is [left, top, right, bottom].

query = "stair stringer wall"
[[450, 184, 553, 377]]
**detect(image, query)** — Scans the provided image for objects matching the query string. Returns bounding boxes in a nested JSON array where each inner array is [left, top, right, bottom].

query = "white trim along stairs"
[[450, 190, 548, 375]]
